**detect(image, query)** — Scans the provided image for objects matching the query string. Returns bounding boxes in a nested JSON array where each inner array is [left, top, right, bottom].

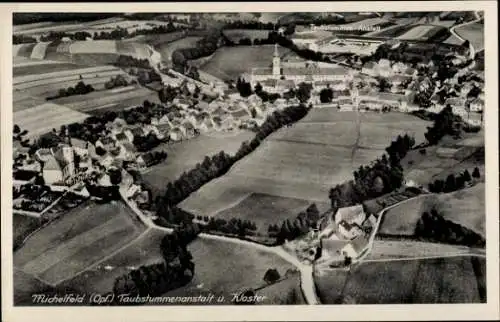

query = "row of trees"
[[329, 134, 415, 209], [115, 54, 151, 69], [415, 208, 485, 248], [154, 104, 312, 226], [268, 204, 321, 244], [104, 74, 134, 90], [112, 224, 199, 298], [49, 80, 95, 100], [428, 168, 480, 193]]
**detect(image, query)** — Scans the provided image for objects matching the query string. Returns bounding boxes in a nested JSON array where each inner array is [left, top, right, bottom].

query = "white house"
[[335, 204, 366, 226], [469, 98, 484, 112]]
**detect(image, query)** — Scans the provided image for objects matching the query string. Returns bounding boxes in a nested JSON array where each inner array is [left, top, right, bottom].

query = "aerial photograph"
[[12, 11, 485, 306]]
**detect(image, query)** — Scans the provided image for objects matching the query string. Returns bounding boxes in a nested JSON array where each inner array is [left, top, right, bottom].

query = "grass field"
[[13, 102, 89, 137], [316, 255, 485, 304], [14, 269, 55, 305], [13, 214, 43, 250], [214, 193, 319, 230], [61, 228, 166, 294], [255, 272, 306, 305], [396, 24, 447, 41], [30, 42, 51, 59], [13, 62, 84, 77], [14, 65, 119, 86], [378, 183, 485, 237], [156, 36, 203, 63], [14, 201, 145, 286], [142, 131, 254, 197], [200, 45, 291, 81], [181, 109, 429, 218], [162, 238, 295, 304], [366, 239, 480, 260], [222, 29, 270, 42], [455, 21, 484, 51], [69, 40, 118, 54]]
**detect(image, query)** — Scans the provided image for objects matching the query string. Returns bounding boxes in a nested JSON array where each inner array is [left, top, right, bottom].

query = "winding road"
[[450, 11, 483, 59]]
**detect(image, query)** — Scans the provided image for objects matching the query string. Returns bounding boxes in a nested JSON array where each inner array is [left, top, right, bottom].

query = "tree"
[[463, 169, 472, 182], [263, 268, 281, 284], [254, 82, 263, 94], [296, 82, 312, 103], [95, 146, 107, 156], [444, 174, 456, 192], [13, 124, 21, 135], [373, 176, 385, 193], [319, 87, 334, 103], [472, 167, 480, 178], [108, 168, 122, 185], [376, 77, 391, 92]]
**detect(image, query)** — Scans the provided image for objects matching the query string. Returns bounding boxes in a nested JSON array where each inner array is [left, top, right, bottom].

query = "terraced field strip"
[[30, 42, 51, 60], [13, 62, 84, 77], [13, 103, 89, 138], [13, 65, 120, 85], [69, 40, 118, 54], [57, 87, 155, 113]]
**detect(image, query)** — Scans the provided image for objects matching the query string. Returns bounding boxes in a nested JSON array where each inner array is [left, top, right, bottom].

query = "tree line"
[[13, 34, 37, 44], [112, 224, 199, 300], [415, 208, 485, 248], [329, 134, 415, 209], [47, 80, 95, 100], [268, 204, 321, 244], [428, 168, 480, 193]]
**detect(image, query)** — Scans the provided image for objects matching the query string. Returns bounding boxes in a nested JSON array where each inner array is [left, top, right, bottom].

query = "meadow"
[[13, 62, 83, 77], [200, 45, 291, 81], [339, 256, 484, 303], [62, 228, 166, 294], [455, 21, 485, 51], [396, 24, 447, 41], [142, 131, 254, 197], [181, 109, 429, 226], [162, 237, 295, 304], [156, 36, 203, 63], [378, 183, 485, 237], [13, 103, 89, 138], [14, 201, 145, 286]]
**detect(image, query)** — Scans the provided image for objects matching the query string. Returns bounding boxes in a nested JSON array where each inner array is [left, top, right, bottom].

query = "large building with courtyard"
[[249, 44, 355, 93]]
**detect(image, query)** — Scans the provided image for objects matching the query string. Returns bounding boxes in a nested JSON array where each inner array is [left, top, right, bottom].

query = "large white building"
[[250, 44, 354, 90]]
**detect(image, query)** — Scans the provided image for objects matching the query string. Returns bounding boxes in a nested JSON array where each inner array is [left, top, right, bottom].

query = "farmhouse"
[[469, 98, 484, 112], [338, 220, 363, 240], [250, 44, 353, 88], [340, 233, 370, 259], [335, 204, 366, 226], [320, 238, 350, 259]]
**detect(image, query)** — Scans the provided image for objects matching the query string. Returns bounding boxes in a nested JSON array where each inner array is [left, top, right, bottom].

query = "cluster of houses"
[[317, 204, 377, 263]]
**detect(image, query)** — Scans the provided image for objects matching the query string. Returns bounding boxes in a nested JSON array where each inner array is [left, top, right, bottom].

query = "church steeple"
[[274, 43, 279, 57]]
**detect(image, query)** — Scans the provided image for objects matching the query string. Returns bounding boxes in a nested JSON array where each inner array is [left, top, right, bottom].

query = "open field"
[[396, 24, 447, 41], [214, 193, 318, 230], [61, 228, 166, 294], [200, 45, 292, 81], [156, 36, 203, 63], [50, 86, 160, 114], [14, 65, 120, 85], [142, 131, 254, 197], [316, 256, 485, 304], [379, 183, 485, 237], [13, 103, 89, 137], [163, 238, 295, 303], [181, 110, 429, 218], [402, 132, 484, 185], [69, 40, 118, 54], [13, 22, 85, 35], [116, 40, 150, 58], [13, 62, 84, 77], [14, 201, 145, 286], [255, 272, 306, 304], [14, 269, 56, 305], [13, 214, 43, 250], [223, 29, 270, 42], [13, 92, 47, 112], [455, 21, 484, 51], [30, 42, 51, 59], [366, 239, 481, 260]]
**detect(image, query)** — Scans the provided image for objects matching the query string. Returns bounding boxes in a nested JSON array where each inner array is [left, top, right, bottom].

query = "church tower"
[[272, 43, 281, 77]]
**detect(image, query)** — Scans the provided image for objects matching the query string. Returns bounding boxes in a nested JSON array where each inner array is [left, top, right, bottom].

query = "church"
[[249, 44, 354, 93]]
